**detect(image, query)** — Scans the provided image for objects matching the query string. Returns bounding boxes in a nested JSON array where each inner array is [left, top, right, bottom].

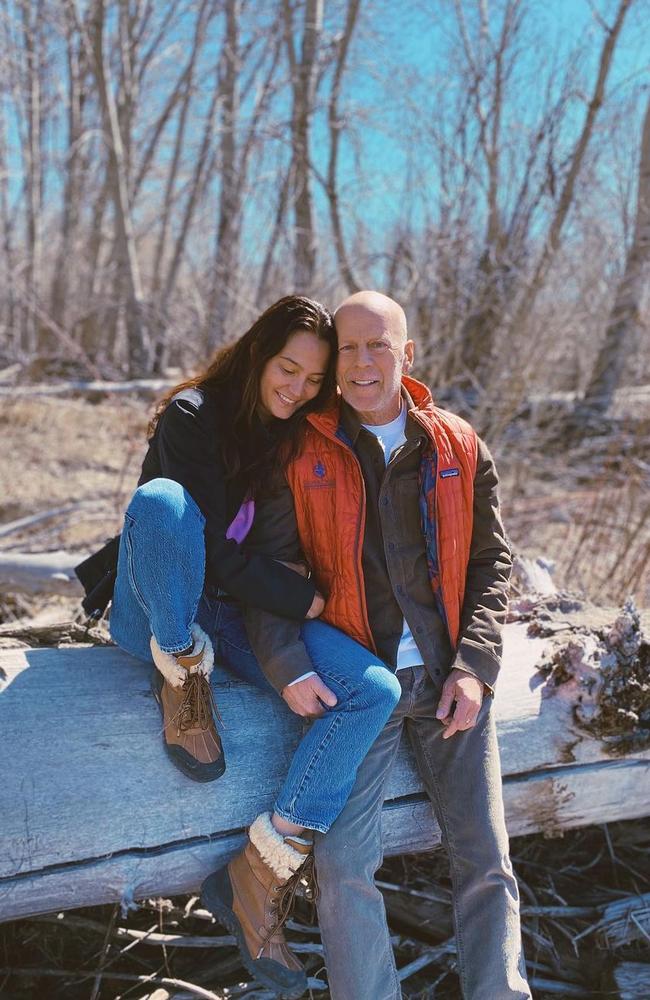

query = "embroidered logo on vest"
[[314, 461, 326, 478], [440, 467, 460, 478]]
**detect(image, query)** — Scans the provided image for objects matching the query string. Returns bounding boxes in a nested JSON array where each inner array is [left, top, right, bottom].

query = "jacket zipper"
[[316, 421, 376, 654], [410, 410, 453, 648]]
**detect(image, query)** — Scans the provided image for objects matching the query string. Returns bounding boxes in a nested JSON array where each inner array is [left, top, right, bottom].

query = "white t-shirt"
[[361, 407, 421, 671]]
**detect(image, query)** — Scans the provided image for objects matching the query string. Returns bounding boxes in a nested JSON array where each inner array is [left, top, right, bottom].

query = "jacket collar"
[[307, 375, 436, 441]]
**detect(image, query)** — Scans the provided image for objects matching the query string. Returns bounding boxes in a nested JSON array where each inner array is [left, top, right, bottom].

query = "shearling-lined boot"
[[150, 623, 225, 782], [201, 812, 318, 998]]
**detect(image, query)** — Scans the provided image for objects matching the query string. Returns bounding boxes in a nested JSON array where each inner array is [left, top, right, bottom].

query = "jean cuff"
[[272, 804, 329, 835]]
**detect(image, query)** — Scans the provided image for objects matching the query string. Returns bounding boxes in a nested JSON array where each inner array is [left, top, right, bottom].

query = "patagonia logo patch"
[[314, 461, 326, 478], [440, 467, 460, 479]]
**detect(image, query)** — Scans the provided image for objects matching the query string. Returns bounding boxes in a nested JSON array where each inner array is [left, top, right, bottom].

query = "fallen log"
[[0, 377, 176, 399], [0, 550, 85, 595], [1, 601, 649, 924]]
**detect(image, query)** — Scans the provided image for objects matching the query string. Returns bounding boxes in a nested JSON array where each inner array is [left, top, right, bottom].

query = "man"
[[244, 291, 531, 999]]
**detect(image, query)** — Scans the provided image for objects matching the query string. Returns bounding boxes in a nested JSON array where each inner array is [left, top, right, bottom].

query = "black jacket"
[[77, 387, 316, 620]]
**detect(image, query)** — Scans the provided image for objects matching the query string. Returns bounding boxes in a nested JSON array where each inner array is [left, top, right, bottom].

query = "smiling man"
[[243, 290, 531, 999]]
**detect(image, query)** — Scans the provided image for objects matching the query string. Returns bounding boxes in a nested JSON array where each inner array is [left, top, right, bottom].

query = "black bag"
[[75, 535, 121, 619]]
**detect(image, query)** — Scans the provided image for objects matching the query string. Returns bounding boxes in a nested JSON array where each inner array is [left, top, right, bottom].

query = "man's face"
[[335, 305, 414, 424]]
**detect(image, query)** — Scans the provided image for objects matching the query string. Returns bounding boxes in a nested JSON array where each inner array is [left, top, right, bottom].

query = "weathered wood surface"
[[1, 623, 649, 923]]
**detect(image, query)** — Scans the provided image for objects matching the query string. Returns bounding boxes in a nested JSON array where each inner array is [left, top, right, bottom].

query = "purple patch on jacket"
[[226, 497, 255, 544]]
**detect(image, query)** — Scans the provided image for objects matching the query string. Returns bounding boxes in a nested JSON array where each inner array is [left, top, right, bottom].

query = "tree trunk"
[[20, 0, 44, 355], [84, 0, 150, 376], [206, 0, 241, 350], [505, 0, 634, 354], [578, 94, 650, 417], [284, 0, 323, 290], [51, 4, 87, 333], [0, 66, 16, 355], [2, 610, 650, 921], [325, 0, 361, 293]]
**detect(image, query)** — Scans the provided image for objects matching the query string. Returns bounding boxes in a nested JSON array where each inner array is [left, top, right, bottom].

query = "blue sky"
[[2, 0, 648, 287]]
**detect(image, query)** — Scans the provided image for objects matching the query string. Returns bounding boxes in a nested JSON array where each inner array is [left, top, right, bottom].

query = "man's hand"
[[436, 668, 484, 739], [282, 674, 338, 718]]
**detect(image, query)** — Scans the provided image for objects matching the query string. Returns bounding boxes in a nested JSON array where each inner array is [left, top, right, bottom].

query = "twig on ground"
[[89, 902, 118, 1000]]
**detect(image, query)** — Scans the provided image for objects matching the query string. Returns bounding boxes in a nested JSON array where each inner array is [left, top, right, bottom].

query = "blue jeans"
[[109, 478, 401, 832]]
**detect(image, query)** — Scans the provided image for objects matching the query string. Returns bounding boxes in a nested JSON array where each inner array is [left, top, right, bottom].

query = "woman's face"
[[258, 329, 330, 421]]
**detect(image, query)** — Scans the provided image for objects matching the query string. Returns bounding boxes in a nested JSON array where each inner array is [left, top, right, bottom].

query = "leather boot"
[[201, 812, 318, 999], [150, 623, 225, 782]]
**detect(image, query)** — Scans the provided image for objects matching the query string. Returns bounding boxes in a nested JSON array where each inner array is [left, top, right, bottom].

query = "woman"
[[107, 296, 401, 997], [110, 295, 334, 780]]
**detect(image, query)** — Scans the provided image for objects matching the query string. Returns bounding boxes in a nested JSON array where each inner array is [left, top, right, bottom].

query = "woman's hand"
[[277, 558, 310, 577], [276, 559, 325, 618], [305, 590, 325, 619]]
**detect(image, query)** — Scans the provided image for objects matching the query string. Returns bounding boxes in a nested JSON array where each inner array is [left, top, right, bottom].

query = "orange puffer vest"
[[285, 376, 478, 651]]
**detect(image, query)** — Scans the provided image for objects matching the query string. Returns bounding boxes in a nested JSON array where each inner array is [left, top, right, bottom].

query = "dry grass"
[[3, 392, 649, 609], [0, 395, 147, 552]]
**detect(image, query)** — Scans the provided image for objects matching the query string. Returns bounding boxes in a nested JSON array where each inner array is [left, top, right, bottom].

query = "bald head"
[[334, 291, 408, 344], [334, 290, 414, 424]]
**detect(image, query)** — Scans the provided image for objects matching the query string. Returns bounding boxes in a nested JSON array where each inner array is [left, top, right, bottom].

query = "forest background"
[[1, 0, 650, 610]]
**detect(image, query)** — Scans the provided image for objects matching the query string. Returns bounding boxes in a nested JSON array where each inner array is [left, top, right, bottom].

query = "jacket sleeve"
[[153, 396, 316, 619], [242, 474, 316, 693], [451, 436, 512, 691]]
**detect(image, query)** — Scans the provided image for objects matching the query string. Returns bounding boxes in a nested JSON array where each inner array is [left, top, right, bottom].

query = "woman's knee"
[[361, 665, 401, 713], [127, 478, 204, 531]]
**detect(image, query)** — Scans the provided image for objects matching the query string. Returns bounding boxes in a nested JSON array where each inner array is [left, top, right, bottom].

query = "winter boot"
[[150, 623, 225, 782], [201, 812, 318, 999]]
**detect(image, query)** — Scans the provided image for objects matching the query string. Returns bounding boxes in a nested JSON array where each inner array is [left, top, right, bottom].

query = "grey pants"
[[313, 664, 531, 1000]]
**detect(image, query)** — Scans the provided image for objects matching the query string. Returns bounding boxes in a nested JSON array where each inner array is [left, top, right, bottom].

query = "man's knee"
[[314, 826, 383, 885]]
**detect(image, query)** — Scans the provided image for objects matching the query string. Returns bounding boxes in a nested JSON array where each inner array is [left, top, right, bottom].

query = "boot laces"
[[261, 853, 320, 950], [256, 856, 318, 959], [177, 671, 222, 734]]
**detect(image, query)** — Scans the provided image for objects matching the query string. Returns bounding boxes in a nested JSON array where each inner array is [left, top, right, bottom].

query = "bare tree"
[[324, 0, 361, 293], [80, 0, 151, 375], [284, 0, 323, 289], [578, 91, 650, 418], [50, 1, 91, 333], [206, 4, 285, 349], [13, 0, 47, 354]]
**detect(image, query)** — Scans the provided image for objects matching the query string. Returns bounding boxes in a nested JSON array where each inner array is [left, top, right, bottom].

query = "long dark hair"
[[149, 296, 337, 495]]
